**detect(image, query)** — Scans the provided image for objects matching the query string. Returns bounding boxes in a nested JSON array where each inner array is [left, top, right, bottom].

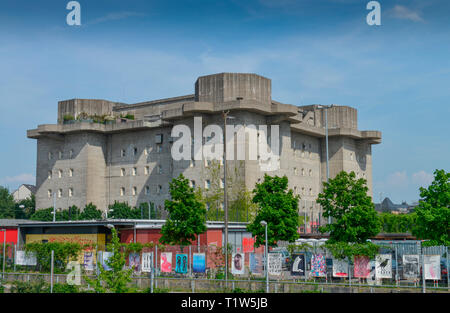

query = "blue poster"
[[249, 253, 263, 274], [193, 253, 206, 273], [175, 254, 188, 273]]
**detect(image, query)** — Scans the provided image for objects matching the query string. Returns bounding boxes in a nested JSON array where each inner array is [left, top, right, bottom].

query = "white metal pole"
[[50, 250, 54, 293], [422, 253, 426, 293], [325, 107, 331, 226], [2, 230, 5, 280], [265, 224, 269, 293], [53, 192, 56, 222], [223, 111, 229, 287]]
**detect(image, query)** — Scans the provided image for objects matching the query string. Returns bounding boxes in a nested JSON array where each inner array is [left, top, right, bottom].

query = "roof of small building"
[[0, 219, 42, 227]]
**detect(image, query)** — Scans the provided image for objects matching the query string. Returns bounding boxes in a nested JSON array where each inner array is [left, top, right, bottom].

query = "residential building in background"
[[12, 184, 36, 202]]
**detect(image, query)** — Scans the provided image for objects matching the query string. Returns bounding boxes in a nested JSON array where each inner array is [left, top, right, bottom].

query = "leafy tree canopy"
[[159, 174, 207, 247], [412, 169, 450, 246], [247, 174, 300, 247], [318, 171, 380, 244], [0, 186, 15, 219]]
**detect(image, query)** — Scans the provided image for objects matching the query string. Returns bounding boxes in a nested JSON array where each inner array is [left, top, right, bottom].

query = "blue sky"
[[0, 0, 449, 204]]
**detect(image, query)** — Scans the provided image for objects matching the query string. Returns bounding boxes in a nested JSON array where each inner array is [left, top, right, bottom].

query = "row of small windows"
[[48, 150, 74, 160], [48, 169, 74, 179], [293, 186, 314, 196], [293, 168, 313, 177], [48, 188, 73, 198], [119, 185, 163, 196]]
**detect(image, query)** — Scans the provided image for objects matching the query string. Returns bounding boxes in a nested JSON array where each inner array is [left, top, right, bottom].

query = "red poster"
[[243, 237, 255, 253], [354, 256, 370, 278]]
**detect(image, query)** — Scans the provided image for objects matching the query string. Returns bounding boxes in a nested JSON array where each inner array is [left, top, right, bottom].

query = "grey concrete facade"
[[28, 73, 381, 221]]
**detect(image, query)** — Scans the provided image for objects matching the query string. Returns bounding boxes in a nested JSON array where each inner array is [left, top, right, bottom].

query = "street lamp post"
[[223, 111, 234, 287], [1, 229, 5, 280], [317, 105, 333, 225], [260, 221, 269, 293], [53, 192, 56, 222]]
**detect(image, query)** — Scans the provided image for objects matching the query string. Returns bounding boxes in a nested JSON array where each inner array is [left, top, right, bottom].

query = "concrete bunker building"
[[27, 73, 381, 224]]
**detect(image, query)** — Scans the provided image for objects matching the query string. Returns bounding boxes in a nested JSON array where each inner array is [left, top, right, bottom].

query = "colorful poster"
[[354, 256, 371, 278], [268, 253, 282, 276], [232, 253, 245, 275], [141, 252, 153, 273], [102, 252, 113, 271], [15, 251, 37, 266], [193, 253, 206, 273], [310, 254, 326, 277], [332, 259, 348, 278], [160, 252, 172, 272], [291, 254, 305, 276], [129, 253, 141, 272], [403, 254, 419, 279], [249, 253, 263, 274], [83, 251, 94, 270], [242, 237, 255, 253], [424, 255, 441, 280], [375, 254, 392, 279], [175, 254, 188, 273]]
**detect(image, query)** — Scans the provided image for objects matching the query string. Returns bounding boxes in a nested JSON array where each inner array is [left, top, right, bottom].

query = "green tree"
[[317, 171, 380, 259], [15, 194, 36, 219], [30, 208, 54, 221], [159, 174, 207, 250], [79, 203, 103, 220], [0, 186, 15, 218], [378, 212, 417, 233], [86, 228, 133, 293], [108, 201, 140, 219], [247, 174, 300, 247], [318, 171, 380, 243], [412, 169, 450, 246]]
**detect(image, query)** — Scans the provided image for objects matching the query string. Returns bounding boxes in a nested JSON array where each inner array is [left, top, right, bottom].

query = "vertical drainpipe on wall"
[[134, 222, 136, 243]]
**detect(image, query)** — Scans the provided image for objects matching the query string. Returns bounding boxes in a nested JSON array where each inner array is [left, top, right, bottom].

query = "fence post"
[[155, 245, 158, 289], [421, 253, 426, 293], [395, 244, 399, 286], [447, 246, 449, 291], [13, 243, 16, 272], [50, 250, 54, 293]]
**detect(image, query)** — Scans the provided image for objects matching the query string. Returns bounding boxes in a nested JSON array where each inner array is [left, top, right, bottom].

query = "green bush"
[[10, 280, 49, 293], [52, 283, 80, 293]]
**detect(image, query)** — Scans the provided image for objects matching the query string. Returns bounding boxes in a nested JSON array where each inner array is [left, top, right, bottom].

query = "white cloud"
[[411, 170, 434, 186], [0, 173, 35, 185], [374, 170, 434, 203], [390, 5, 424, 22]]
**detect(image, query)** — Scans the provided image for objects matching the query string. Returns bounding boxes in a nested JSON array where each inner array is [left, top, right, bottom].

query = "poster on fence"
[[193, 253, 206, 273], [249, 253, 263, 274], [291, 254, 305, 276], [141, 252, 153, 272], [83, 251, 94, 270], [424, 255, 441, 280], [332, 259, 348, 277], [268, 253, 282, 276], [15, 251, 37, 266], [243, 237, 255, 253], [354, 256, 371, 278], [175, 254, 188, 273], [375, 254, 392, 279], [161, 252, 172, 272], [102, 252, 113, 271], [402, 254, 419, 279], [232, 253, 245, 275], [310, 254, 326, 277], [129, 252, 141, 272]]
